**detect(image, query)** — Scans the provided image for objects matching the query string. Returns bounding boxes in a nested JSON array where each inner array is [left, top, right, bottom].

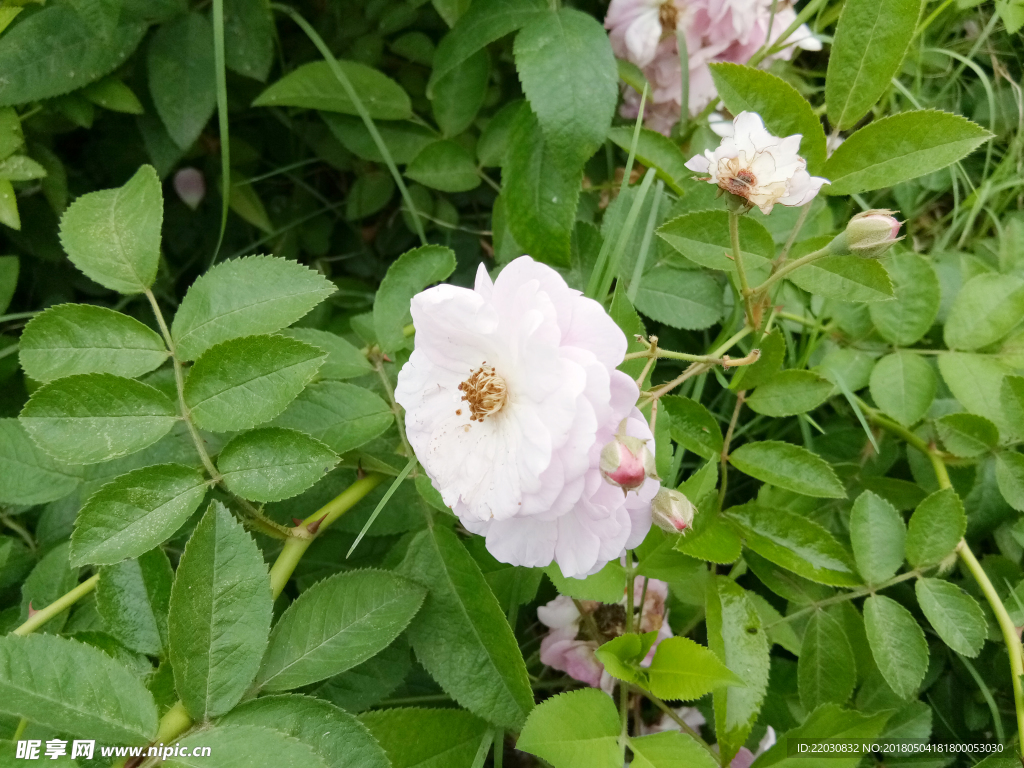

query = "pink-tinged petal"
[[685, 154, 711, 173], [537, 595, 581, 630]]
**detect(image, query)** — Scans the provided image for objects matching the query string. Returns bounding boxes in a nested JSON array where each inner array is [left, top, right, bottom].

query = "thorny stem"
[[635, 335, 659, 386], [718, 391, 746, 505], [144, 290, 293, 541], [640, 326, 756, 403], [641, 690, 717, 757], [868, 408, 1024, 754], [764, 569, 925, 629], [13, 574, 100, 635]]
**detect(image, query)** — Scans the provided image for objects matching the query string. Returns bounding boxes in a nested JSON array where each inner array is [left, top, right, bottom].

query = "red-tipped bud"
[[829, 209, 903, 259], [599, 433, 656, 492], [651, 488, 696, 533], [174, 167, 206, 210]]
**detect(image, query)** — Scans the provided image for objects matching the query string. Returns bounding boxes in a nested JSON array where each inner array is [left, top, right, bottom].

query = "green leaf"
[[183, 335, 326, 433], [0, 418, 81, 505], [825, 0, 921, 130], [253, 61, 412, 120], [630, 731, 717, 768], [513, 8, 618, 172], [609, 283, 648, 380], [58, 165, 162, 294], [256, 569, 425, 692], [165, 725, 326, 768], [20, 373, 177, 464], [323, 114, 436, 165], [431, 48, 489, 137], [824, 110, 992, 195], [941, 353, 1017, 442], [945, 273, 1024, 351], [361, 706, 492, 768], [995, 451, 1024, 511], [374, 245, 457, 353], [705, 577, 769, 765], [545, 560, 627, 603], [0, 633, 157, 743], [798, 610, 857, 710], [633, 266, 723, 331], [429, 0, 547, 89], [657, 210, 774, 283], [0, 255, 18, 314], [733, 329, 784, 390], [863, 594, 928, 699], [406, 141, 481, 193], [220, 695, 389, 768], [788, 256, 895, 303], [224, 0, 275, 82], [1000, 375, 1024, 437], [868, 253, 940, 346], [746, 370, 833, 417], [19, 304, 168, 382], [281, 328, 374, 380], [869, 351, 936, 427], [71, 463, 208, 566], [754, 704, 891, 768], [607, 127, 691, 194], [745, 550, 834, 604], [936, 413, 999, 458], [501, 106, 580, 267], [218, 427, 338, 503], [517, 689, 621, 768], [0, 154, 47, 181], [171, 254, 335, 361], [710, 62, 827, 173], [0, 1, 147, 107], [96, 548, 173, 656], [169, 501, 273, 720], [432, 0, 471, 27], [675, 516, 743, 564], [662, 395, 723, 460], [594, 632, 655, 686], [477, 100, 526, 167], [148, 13, 216, 149], [849, 491, 906, 585], [915, 578, 986, 657], [905, 488, 966, 567], [397, 526, 533, 729], [729, 441, 845, 499], [646, 636, 745, 701], [726, 504, 859, 586], [0, 178, 18, 229], [271, 381, 394, 455]]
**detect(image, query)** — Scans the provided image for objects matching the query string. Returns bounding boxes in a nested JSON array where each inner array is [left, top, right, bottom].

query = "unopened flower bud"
[[599, 433, 656, 492], [829, 209, 902, 259], [651, 488, 696, 533], [174, 167, 206, 210]]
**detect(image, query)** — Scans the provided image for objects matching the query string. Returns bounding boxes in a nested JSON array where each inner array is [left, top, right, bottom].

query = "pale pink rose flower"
[[538, 578, 673, 691], [173, 167, 205, 210], [685, 111, 829, 214], [606, 0, 691, 67], [395, 256, 657, 578]]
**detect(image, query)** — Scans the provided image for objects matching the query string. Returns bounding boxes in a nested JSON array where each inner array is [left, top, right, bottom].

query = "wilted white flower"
[[395, 256, 658, 577], [685, 111, 829, 214]]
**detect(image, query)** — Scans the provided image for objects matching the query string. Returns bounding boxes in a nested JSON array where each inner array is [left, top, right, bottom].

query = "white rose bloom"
[[395, 256, 658, 577], [685, 111, 829, 214]]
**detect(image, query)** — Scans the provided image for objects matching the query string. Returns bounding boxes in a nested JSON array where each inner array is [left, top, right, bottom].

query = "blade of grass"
[[626, 178, 664, 303], [586, 83, 647, 299], [597, 167, 657, 299], [270, 3, 428, 246], [210, 0, 231, 267], [347, 456, 417, 556]]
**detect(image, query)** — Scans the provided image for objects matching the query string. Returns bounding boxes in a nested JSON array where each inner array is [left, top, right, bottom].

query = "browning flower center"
[[721, 165, 758, 198], [458, 364, 508, 422], [658, 2, 679, 30], [592, 603, 627, 638]]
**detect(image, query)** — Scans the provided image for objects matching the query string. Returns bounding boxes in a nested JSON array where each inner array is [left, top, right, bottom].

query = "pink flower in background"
[[538, 577, 672, 691], [173, 167, 205, 210], [396, 256, 658, 578], [606, 0, 821, 135], [685, 111, 829, 214]]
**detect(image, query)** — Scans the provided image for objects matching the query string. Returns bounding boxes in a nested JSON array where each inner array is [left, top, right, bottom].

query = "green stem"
[[640, 691, 717, 757], [209, 0, 231, 266], [728, 210, 755, 326], [270, 4, 427, 246], [14, 574, 99, 635], [753, 244, 830, 296], [269, 473, 386, 599], [765, 570, 923, 629]]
